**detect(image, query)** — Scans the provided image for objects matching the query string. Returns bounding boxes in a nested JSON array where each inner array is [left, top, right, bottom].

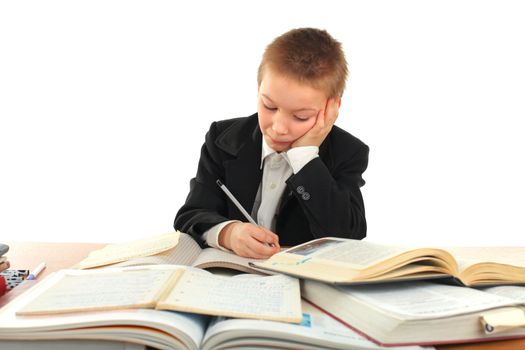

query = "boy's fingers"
[[316, 98, 339, 132], [246, 237, 277, 258], [252, 227, 279, 248], [248, 227, 266, 242], [316, 108, 326, 129], [250, 226, 270, 241], [259, 227, 280, 247], [325, 98, 339, 125]]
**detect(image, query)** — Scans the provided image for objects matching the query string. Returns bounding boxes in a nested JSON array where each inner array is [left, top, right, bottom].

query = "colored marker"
[[27, 262, 46, 280]]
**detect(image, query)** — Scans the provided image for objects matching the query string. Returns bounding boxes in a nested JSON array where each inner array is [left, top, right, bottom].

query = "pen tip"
[[216, 179, 223, 186]]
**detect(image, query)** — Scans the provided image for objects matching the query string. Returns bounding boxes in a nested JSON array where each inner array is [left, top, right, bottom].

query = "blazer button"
[[301, 192, 311, 200], [296, 186, 305, 194]]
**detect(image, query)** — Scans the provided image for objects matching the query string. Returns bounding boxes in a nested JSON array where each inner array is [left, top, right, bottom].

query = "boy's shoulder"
[[207, 114, 259, 156], [212, 114, 258, 134], [320, 126, 368, 171], [326, 124, 368, 153]]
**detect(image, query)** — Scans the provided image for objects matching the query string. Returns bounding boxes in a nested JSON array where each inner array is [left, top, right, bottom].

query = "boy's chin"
[[266, 136, 292, 152], [273, 143, 292, 152]]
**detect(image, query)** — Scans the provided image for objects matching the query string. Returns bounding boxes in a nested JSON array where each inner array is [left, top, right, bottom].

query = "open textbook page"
[[444, 246, 525, 286], [112, 232, 267, 274], [302, 280, 525, 346], [252, 237, 457, 284], [482, 285, 525, 302], [201, 300, 433, 350], [77, 232, 180, 269], [0, 269, 208, 350], [0, 272, 431, 350], [253, 237, 525, 286], [16, 265, 302, 323]]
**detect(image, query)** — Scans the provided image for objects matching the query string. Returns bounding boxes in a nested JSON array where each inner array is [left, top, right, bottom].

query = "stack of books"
[[1, 233, 525, 349], [0, 233, 428, 350], [252, 237, 525, 346]]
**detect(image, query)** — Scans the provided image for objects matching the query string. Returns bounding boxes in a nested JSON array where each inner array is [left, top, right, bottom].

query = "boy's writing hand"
[[218, 222, 280, 259], [291, 98, 340, 148]]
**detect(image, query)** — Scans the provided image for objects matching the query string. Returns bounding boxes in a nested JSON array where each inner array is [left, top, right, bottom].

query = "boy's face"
[[257, 69, 327, 152]]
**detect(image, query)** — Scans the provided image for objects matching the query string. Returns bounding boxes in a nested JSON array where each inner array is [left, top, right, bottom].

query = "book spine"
[[0, 275, 6, 296]]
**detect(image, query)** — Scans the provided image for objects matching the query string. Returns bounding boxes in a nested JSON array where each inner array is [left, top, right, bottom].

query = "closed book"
[[302, 279, 525, 346]]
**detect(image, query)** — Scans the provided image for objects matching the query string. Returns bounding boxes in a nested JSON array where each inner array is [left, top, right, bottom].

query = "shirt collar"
[[260, 137, 277, 169]]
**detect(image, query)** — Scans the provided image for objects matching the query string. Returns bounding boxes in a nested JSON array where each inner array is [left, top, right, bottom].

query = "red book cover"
[[0, 275, 6, 296]]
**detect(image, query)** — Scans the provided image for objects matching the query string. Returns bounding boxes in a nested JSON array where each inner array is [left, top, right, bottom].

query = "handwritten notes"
[[159, 268, 302, 323], [17, 268, 182, 315], [16, 265, 302, 323]]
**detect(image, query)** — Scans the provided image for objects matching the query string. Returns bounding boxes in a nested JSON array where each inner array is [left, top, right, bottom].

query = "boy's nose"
[[272, 112, 288, 135]]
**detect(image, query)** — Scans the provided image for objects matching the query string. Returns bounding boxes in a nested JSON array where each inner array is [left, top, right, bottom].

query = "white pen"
[[216, 179, 257, 225], [216, 179, 276, 247], [27, 262, 46, 280]]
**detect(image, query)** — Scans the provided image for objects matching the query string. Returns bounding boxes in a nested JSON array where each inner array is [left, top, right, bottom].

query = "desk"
[[2, 241, 524, 350]]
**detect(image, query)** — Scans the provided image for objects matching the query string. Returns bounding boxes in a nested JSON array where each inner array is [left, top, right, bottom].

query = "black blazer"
[[174, 113, 369, 247]]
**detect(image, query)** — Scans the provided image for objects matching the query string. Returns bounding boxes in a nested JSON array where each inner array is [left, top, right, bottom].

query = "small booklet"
[[302, 280, 525, 346], [16, 265, 301, 323], [77, 232, 181, 269], [251, 237, 525, 286]]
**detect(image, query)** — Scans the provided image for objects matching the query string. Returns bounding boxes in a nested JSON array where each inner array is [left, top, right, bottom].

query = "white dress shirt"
[[203, 138, 319, 250]]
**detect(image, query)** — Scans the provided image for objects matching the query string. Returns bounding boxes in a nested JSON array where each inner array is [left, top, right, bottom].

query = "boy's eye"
[[294, 115, 310, 121], [264, 104, 277, 111]]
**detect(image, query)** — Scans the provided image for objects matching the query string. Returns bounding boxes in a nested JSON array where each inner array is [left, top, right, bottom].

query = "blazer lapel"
[[217, 115, 263, 219]]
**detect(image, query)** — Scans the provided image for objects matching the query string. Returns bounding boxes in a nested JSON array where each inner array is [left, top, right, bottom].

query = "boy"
[[175, 28, 369, 259]]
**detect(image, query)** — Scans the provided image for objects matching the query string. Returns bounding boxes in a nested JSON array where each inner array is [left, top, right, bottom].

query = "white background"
[[1, 1, 524, 246]]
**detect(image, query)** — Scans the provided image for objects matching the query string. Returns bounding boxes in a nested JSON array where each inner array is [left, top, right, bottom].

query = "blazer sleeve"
[[285, 133, 369, 240], [174, 122, 231, 246]]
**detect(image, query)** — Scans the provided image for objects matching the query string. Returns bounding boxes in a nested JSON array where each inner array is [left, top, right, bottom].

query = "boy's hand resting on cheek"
[[291, 98, 340, 148], [218, 222, 280, 259]]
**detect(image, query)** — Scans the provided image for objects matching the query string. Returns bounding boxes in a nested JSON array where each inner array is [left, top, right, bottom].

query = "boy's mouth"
[[267, 135, 292, 146]]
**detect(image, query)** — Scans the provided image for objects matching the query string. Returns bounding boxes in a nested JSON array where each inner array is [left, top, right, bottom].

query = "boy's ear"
[[331, 97, 341, 108]]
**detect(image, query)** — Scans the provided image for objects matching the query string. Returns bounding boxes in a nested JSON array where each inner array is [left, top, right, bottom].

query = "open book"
[[302, 279, 525, 346], [251, 237, 525, 286], [86, 232, 268, 275], [16, 265, 301, 323], [0, 277, 432, 350]]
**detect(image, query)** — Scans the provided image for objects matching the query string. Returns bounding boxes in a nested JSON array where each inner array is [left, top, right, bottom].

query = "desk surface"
[[1, 241, 524, 350]]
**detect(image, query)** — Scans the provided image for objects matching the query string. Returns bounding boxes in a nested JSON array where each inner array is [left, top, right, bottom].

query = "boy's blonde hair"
[[257, 28, 348, 98]]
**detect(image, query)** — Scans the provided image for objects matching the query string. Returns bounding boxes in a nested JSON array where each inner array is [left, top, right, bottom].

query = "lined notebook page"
[[77, 232, 181, 269], [17, 267, 183, 315], [157, 268, 302, 323], [114, 232, 202, 267]]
